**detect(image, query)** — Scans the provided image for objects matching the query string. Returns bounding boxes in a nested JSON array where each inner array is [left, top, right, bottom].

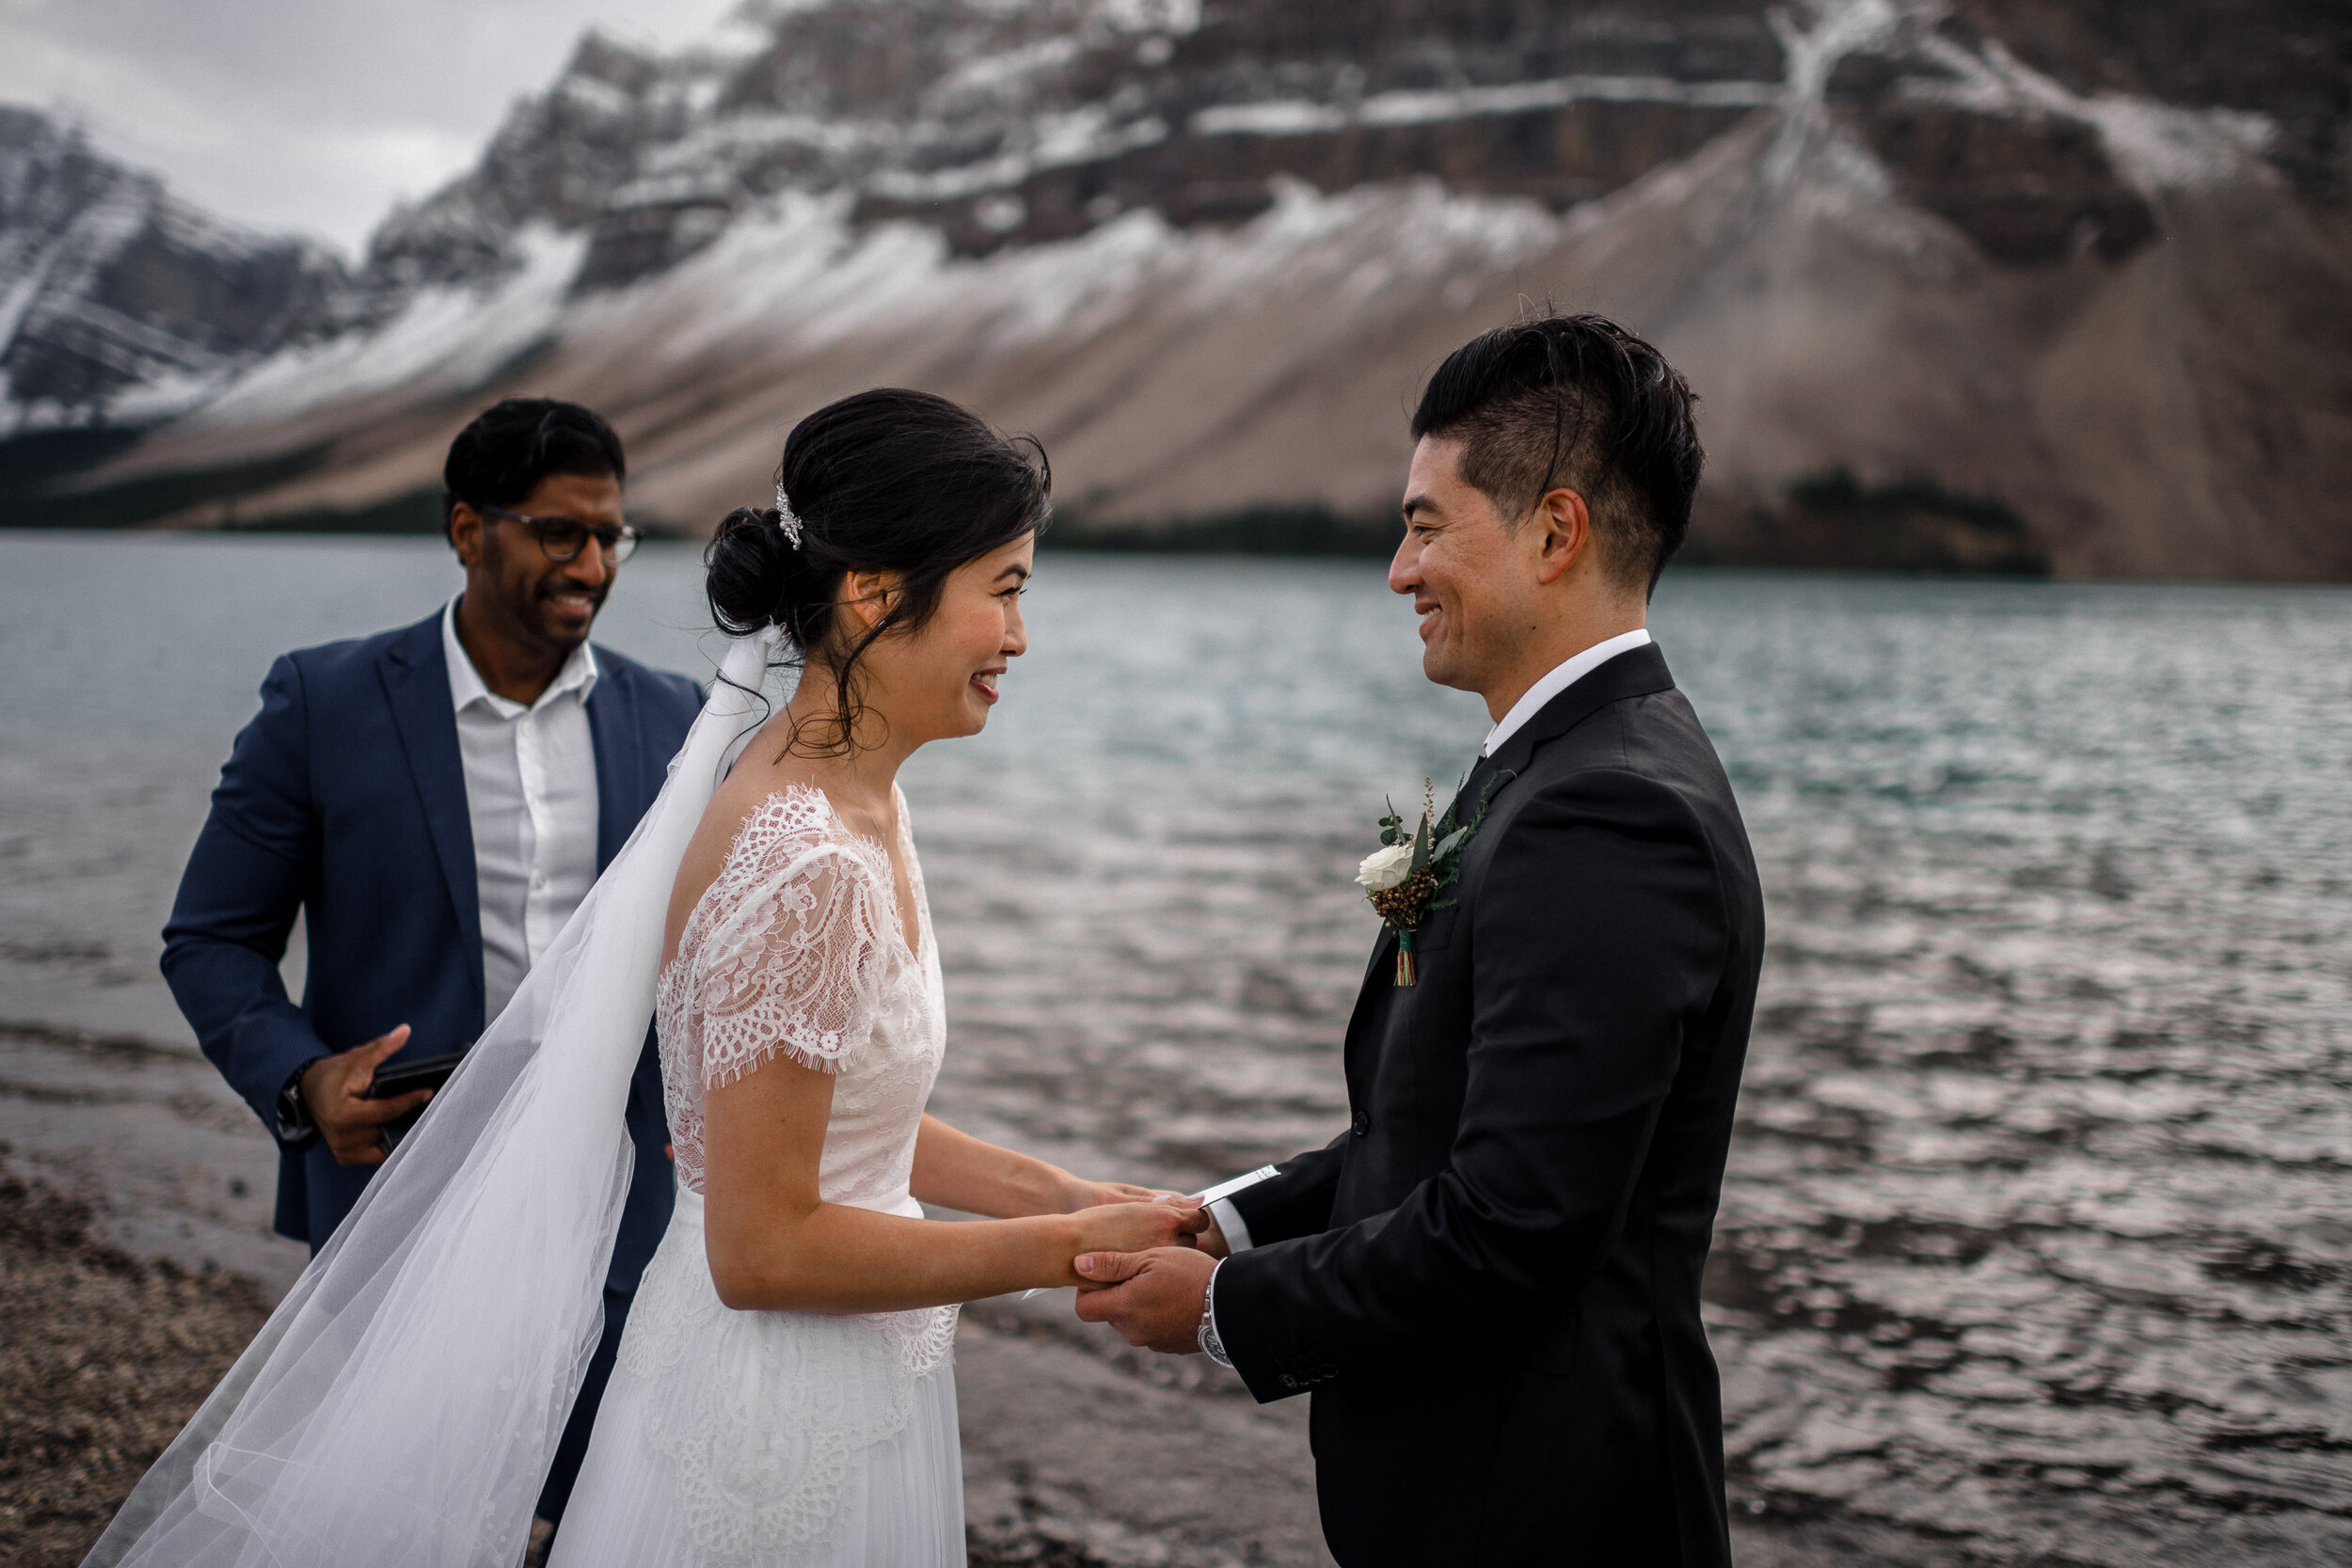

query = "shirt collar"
[[1480, 627, 1653, 758], [442, 595, 598, 717]]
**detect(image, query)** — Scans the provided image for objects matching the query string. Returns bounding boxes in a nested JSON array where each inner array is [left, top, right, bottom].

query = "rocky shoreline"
[[0, 1178, 270, 1566], [3, 1168, 1984, 1568], [0, 1167, 1327, 1568]]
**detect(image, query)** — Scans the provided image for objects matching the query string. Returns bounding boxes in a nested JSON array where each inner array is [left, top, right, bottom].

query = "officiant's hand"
[[1070, 1245, 1216, 1354], [300, 1024, 434, 1167]]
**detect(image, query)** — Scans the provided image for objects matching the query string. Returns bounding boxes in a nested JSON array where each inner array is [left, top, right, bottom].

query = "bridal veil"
[[85, 628, 781, 1568]]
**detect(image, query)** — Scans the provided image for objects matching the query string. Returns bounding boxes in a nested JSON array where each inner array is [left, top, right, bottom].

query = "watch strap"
[[1197, 1259, 1232, 1367], [275, 1060, 323, 1150]]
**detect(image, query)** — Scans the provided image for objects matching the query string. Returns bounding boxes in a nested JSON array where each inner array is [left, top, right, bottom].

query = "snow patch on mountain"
[[182, 229, 586, 430], [1193, 73, 1782, 138], [462, 174, 1562, 379]]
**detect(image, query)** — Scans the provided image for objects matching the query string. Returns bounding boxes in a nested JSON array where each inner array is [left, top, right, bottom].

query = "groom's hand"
[[1181, 1196, 1232, 1259], [1071, 1245, 1216, 1354], [299, 1024, 432, 1166]]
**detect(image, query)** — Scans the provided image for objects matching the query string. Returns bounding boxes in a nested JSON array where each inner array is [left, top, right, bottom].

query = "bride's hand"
[[1056, 1200, 1206, 1283], [1054, 1176, 1183, 1213]]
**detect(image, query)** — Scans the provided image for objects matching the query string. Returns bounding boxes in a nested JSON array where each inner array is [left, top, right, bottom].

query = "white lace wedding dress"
[[553, 783, 962, 1567]]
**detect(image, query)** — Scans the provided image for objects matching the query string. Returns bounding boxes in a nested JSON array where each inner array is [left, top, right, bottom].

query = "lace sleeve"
[[693, 835, 892, 1086]]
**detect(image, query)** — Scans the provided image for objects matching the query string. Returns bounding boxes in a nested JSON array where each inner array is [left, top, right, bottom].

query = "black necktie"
[[1443, 750, 1494, 830]]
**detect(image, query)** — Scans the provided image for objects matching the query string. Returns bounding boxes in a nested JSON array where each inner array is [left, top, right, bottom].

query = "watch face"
[[277, 1073, 316, 1137]]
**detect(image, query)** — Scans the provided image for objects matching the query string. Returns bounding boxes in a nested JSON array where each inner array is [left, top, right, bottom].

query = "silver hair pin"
[[774, 483, 803, 548]]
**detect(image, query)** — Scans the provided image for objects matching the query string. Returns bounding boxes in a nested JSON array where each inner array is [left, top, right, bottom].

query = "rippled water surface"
[[3, 533, 2347, 1564]]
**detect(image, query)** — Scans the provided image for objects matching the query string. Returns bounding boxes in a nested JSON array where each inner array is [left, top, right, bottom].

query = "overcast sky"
[[0, 0, 743, 255]]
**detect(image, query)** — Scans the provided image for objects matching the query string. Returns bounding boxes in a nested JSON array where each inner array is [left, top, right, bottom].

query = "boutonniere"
[[1356, 770, 1512, 986]]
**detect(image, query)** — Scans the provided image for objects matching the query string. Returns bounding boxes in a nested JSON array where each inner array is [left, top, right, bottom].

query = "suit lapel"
[[1337, 752, 1484, 1070], [1335, 645, 1678, 1069], [379, 613, 484, 1012], [586, 653, 641, 872], [1338, 924, 1394, 1107], [1440, 752, 1502, 835], [1344, 924, 1397, 1018], [1338, 752, 1482, 1052]]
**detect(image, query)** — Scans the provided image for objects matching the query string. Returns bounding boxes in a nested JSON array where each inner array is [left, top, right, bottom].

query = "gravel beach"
[[0, 1177, 270, 1567], [1, 1164, 1944, 1568], [0, 1150, 1338, 1568]]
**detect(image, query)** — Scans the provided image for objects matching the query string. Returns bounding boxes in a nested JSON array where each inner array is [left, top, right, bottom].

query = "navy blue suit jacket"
[[162, 610, 702, 1295]]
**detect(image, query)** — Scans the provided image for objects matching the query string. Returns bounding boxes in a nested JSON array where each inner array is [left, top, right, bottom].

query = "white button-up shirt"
[[441, 597, 601, 1025], [1201, 626, 1659, 1357], [1480, 627, 1652, 757]]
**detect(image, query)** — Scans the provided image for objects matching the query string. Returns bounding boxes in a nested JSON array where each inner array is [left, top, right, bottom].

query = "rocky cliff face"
[[0, 109, 354, 430], [7, 1, 2349, 578], [341, 1, 1795, 285]]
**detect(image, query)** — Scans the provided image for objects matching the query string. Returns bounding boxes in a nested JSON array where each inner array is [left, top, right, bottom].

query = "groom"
[[161, 398, 701, 1525], [1075, 316, 1763, 1565]]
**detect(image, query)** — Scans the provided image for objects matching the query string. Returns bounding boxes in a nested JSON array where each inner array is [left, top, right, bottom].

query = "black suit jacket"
[[1216, 645, 1764, 1568], [161, 610, 703, 1294]]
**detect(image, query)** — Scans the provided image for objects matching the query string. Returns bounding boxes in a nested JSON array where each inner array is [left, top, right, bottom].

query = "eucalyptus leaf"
[[1409, 815, 1431, 873], [1433, 827, 1470, 863]]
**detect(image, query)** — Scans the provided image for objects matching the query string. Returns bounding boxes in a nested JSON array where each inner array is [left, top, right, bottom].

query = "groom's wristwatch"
[[275, 1062, 322, 1150], [1198, 1260, 1233, 1367]]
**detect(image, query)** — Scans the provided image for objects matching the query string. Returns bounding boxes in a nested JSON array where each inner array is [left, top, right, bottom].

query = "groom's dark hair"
[[441, 398, 628, 542], [1412, 314, 1702, 595]]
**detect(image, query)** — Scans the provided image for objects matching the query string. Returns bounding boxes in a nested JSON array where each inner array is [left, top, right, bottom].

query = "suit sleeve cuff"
[[272, 1059, 325, 1150], [1207, 1196, 1254, 1253]]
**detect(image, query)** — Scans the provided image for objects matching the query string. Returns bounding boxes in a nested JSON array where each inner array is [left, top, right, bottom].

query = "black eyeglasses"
[[475, 504, 639, 563]]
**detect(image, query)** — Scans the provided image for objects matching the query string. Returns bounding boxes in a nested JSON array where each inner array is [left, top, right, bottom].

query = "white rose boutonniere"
[[1360, 772, 1513, 986], [1356, 842, 1416, 893]]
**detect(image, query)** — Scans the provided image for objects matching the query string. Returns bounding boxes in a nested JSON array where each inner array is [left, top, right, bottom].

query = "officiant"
[[160, 397, 703, 1525]]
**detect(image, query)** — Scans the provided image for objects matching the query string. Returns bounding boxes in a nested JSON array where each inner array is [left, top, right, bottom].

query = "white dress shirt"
[[1480, 627, 1652, 757], [442, 597, 601, 1026], [1200, 627, 1659, 1362]]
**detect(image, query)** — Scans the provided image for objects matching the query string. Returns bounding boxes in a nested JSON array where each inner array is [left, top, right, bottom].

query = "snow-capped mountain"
[[6, 1, 2349, 578], [0, 108, 356, 429]]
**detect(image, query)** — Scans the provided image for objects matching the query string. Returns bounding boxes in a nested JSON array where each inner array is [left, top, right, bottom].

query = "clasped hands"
[[1058, 1182, 1231, 1356]]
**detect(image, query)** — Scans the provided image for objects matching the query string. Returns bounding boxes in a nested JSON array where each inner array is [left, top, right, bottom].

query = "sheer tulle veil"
[[85, 627, 782, 1568]]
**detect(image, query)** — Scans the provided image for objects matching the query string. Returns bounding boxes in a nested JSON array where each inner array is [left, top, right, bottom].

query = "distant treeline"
[[0, 427, 364, 533], [3, 426, 2043, 576], [1690, 468, 2048, 578]]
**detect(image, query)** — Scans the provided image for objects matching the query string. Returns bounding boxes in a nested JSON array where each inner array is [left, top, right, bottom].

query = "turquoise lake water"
[[3, 531, 2347, 1563]]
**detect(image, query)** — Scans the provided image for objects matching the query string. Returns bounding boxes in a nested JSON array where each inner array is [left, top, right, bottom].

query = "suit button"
[[1280, 1374, 1297, 1388], [1351, 1110, 1370, 1136]]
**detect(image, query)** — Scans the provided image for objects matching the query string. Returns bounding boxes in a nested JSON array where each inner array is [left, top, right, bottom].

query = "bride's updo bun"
[[705, 504, 826, 646], [705, 388, 1051, 752]]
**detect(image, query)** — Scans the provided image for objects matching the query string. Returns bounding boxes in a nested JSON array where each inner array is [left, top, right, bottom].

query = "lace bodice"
[[655, 784, 946, 1211], [621, 786, 957, 1560]]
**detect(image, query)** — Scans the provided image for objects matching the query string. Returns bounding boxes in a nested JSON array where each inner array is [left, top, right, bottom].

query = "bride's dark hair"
[[706, 388, 1051, 757]]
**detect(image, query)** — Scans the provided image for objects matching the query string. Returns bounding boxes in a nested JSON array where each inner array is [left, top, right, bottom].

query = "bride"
[[84, 389, 1202, 1568], [553, 386, 1204, 1564]]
